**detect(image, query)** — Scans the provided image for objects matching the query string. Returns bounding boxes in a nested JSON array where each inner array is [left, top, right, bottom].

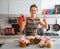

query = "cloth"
[[26, 17, 40, 36]]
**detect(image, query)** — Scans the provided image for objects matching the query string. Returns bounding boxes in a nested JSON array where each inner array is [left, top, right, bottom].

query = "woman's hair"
[[30, 4, 38, 11]]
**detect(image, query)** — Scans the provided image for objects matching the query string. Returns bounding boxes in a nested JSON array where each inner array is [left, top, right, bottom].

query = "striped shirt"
[[26, 17, 40, 35]]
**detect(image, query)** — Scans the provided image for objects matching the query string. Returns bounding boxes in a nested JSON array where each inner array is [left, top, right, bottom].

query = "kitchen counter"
[[0, 34, 60, 39], [0, 38, 60, 49], [0, 34, 25, 39]]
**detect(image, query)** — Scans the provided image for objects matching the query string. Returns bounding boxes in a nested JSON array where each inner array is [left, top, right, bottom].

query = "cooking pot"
[[52, 24, 60, 31]]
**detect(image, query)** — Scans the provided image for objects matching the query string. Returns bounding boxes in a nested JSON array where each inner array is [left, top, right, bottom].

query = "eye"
[[32, 10, 34, 11], [31, 10, 36, 11]]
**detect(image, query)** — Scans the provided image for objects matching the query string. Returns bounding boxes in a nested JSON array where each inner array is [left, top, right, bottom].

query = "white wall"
[[0, 16, 11, 29], [42, 0, 60, 9], [0, 0, 8, 14], [0, 0, 60, 14], [9, 0, 42, 14]]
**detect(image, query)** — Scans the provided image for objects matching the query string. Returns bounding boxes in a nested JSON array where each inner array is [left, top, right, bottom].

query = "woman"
[[19, 4, 48, 36]]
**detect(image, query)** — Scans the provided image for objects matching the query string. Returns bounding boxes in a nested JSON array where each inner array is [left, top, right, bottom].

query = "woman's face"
[[30, 7, 38, 16]]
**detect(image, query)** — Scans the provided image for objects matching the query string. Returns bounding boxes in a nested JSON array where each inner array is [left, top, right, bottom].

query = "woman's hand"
[[40, 16, 48, 29], [43, 16, 48, 29], [18, 14, 26, 35], [19, 21, 26, 34], [43, 16, 46, 22]]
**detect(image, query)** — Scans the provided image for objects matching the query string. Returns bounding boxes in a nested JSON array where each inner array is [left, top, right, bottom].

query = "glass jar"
[[19, 42, 26, 48]]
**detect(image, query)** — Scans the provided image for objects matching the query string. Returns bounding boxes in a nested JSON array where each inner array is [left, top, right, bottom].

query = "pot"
[[53, 24, 60, 31]]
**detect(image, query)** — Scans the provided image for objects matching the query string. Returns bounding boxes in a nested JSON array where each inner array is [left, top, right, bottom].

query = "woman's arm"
[[39, 16, 48, 29], [19, 21, 26, 34]]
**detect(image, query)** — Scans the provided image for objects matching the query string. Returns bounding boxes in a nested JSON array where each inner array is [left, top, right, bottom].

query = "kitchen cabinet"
[[0, 0, 8, 14]]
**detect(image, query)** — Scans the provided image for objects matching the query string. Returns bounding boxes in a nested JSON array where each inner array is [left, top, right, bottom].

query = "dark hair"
[[30, 4, 38, 11]]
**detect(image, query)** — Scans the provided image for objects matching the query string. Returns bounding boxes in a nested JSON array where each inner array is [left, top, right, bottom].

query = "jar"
[[19, 42, 26, 48], [47, 43, 52, 48]]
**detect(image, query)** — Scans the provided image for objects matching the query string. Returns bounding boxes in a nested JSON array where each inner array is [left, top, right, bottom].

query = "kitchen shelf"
[[39, 14, 60, 18], [0, 14, 60, 18]]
